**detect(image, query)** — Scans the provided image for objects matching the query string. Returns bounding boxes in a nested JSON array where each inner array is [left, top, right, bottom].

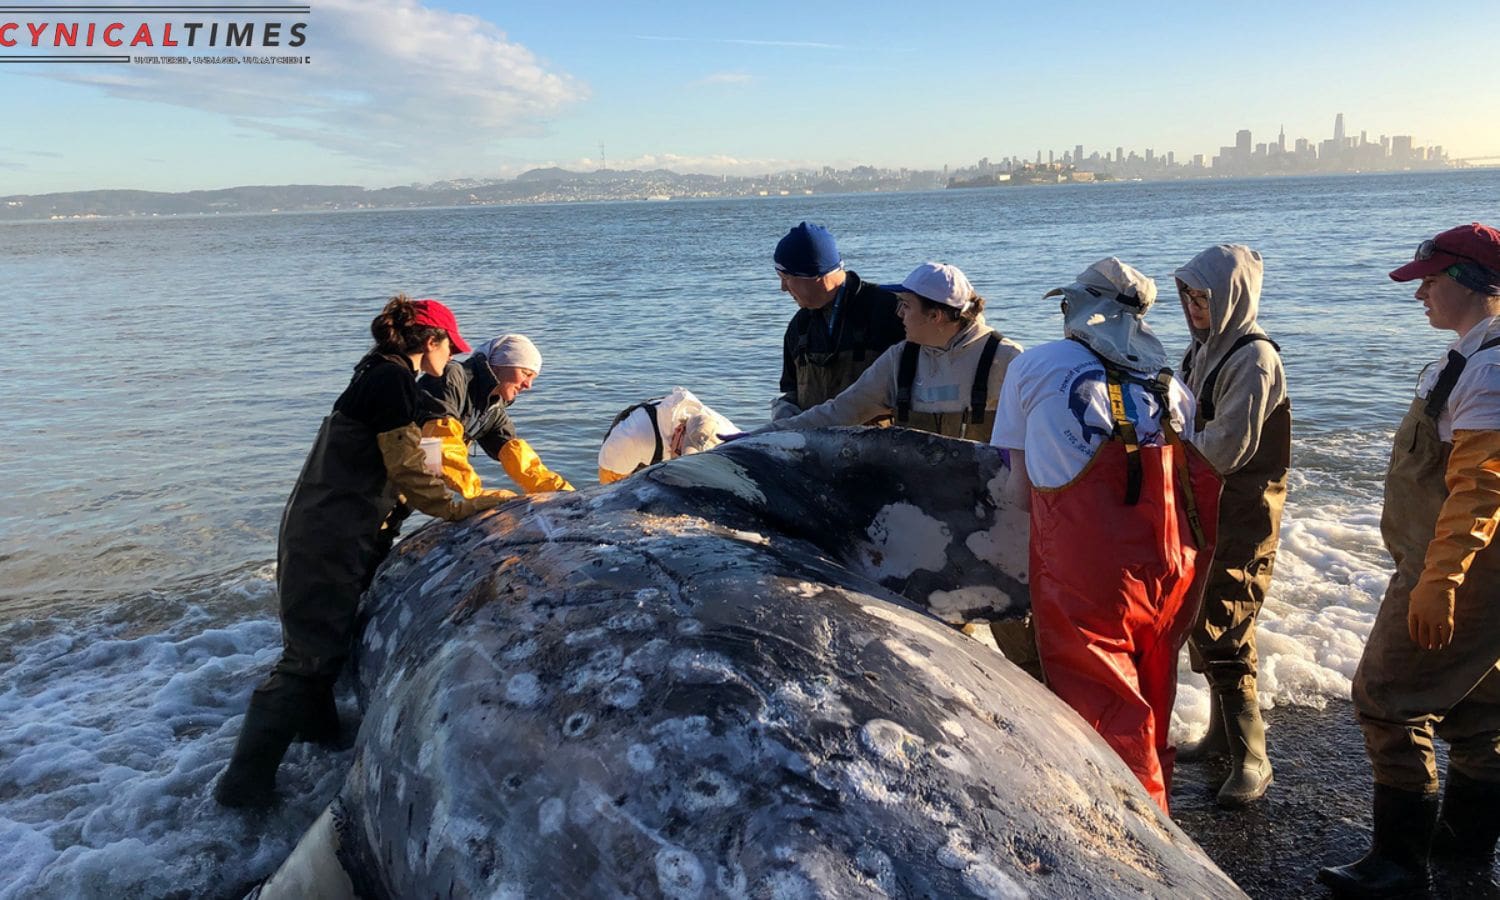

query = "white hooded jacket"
[[1175, 244, 1288, 474]]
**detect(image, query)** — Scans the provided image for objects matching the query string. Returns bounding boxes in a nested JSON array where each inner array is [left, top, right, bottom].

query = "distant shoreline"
[[4, 166, 1495, 226]]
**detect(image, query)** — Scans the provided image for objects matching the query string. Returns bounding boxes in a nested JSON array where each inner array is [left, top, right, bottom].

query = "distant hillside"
[[1, 167, 947, 221]]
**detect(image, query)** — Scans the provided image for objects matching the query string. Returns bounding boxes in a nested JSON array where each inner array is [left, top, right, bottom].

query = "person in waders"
[[989, 258, 1222, 814], [419, 333, 575, 496], [597, 387, 737, 484], [216, 296, 514, 809], [1320, 223, 1500, 897], [760, 261, 1033, 673], [771, 222, 905, 422], [1172, 245, 1290, 808], [762, 261, 1022, 440]]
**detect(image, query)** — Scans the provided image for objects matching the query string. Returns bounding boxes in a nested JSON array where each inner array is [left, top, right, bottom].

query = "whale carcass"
[[254, 427, 1244, 899]]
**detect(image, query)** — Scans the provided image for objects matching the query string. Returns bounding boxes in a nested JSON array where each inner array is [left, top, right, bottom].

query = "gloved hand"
[[499, 438, 575, 493], [378, 425, 515, 521]]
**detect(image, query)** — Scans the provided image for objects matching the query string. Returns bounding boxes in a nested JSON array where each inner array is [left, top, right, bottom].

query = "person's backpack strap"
[[894, 342, 921, 424], [1426, 336, 1500, 419], [967, 333, 1003, 425], [1198, 334, 1281, 423]]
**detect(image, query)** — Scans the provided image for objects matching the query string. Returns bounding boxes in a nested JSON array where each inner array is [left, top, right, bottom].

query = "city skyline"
[[3, 0, 1498, 194]]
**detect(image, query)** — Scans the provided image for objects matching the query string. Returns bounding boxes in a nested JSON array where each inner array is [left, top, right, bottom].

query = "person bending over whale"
[[597, 387, 737, 484], [418, 333, 574, 496], [216, 296, 512, 809]]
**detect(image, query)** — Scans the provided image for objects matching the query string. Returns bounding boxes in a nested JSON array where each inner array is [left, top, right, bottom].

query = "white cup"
[[418, 437, 444, 476]]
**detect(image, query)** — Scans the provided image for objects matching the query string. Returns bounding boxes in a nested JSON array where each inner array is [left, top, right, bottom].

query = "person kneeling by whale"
[[989, 258, 1222, 814], [598, 387, 738, 484], [418, 333, 575, 496], [216, 296, 515, 809], [758, 262, 1022, 439]]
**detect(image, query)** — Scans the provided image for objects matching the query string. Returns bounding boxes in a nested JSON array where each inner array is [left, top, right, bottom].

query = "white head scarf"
[[1044, 257, 1167, 371]]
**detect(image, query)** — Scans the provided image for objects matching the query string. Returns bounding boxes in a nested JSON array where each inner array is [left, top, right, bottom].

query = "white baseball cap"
[[893, 262, 976, 312]]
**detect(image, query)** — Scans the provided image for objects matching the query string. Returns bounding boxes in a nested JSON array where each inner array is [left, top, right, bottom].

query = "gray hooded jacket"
[[1175, 244, 1288, 474]]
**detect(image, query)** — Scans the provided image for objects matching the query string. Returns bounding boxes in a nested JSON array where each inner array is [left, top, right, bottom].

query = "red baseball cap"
[[1389, 222, 1500, 283], [410, 298, 471, 353]]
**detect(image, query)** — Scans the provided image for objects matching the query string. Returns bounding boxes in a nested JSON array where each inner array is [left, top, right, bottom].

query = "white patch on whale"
[[651, 453, 766, 505], [858, 502, 951, 581], [860, 719, 921, 769], [925, 585, 1015, 624], [505, 673, 542, 707], [602, 676, 643, 709], [680, 769, 740, 811], [670, 649, 741, 684], [655, 846, 706, 899], [626, 743, 656, 772], [859, 604, 961, 647], [879, 638, 983, 710], [539, 797, 565, 835], [962, 862, 1028, 899]]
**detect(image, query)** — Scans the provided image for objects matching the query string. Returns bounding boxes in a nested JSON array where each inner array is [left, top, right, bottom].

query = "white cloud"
[[39, 0, 586, 168]]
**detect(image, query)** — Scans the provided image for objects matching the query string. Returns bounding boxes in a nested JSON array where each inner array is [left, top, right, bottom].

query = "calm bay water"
[[1, 171, 1497, 897], [4, 170, 1495, 612]]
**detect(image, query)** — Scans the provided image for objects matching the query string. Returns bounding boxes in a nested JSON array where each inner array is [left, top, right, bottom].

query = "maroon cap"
[[409, 298, 471, 353], [1389, 222, 1500, 283]]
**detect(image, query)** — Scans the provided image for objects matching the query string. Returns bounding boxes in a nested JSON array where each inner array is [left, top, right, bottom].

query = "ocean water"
[[2, 171, 1497, 897]]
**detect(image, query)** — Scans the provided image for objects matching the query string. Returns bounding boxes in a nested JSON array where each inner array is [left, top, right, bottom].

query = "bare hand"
[[1408, 583, 1456, 650]]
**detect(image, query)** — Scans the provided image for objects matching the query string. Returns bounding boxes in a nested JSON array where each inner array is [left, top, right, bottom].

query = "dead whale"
[[253, 428, 1244, 899]]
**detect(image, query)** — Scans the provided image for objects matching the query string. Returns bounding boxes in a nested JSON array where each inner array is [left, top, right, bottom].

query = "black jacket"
[[778, 270, 905, 412], [417, 355, 517, 460]]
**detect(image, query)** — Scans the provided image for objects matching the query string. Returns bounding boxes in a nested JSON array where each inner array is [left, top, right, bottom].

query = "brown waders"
[[216, 411, 405, 808], [1321, 370, 1500, 894], [1182, 398, 1290, 807]]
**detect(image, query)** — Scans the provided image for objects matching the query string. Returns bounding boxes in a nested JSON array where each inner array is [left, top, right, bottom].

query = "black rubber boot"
[[215, 688, 300, 809], [293, 678, 344, 747], [1178, 688, 1229, 762], [1317, 784, 1438, 897], [1432, 769, 1500, 867], [1217, 685, 1273, 807]]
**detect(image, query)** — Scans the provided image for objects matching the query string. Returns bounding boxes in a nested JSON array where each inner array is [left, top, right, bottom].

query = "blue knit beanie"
[[773, 222, 842, 277]]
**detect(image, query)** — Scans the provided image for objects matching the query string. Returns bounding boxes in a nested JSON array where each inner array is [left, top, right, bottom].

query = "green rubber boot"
[[1216, 684, 1273, 807]]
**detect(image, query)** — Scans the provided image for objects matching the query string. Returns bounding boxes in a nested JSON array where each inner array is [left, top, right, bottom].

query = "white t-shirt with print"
[[1415, 314, 1500, 442], [990, 339, 1196, 489]]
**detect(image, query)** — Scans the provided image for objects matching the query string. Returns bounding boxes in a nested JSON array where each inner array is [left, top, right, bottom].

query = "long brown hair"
[[917, 293, 986, 326]]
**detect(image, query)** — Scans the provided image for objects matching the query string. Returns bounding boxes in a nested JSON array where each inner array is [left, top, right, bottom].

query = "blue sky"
[[3, 0, 1496, 194]]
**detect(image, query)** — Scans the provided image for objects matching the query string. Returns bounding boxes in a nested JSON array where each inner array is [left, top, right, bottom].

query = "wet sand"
[[1174, 699, 1499, 899]]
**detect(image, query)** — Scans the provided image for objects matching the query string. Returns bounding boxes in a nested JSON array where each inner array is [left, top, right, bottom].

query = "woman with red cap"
[[216, 294, 513, 809], [1321, 223, 1500, 896]]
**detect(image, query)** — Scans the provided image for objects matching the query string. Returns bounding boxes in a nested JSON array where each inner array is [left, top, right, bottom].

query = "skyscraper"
[[1334, 113, 1345, 145], [1236, 129, 1252, 158], [1278, 124, 1286, 154]]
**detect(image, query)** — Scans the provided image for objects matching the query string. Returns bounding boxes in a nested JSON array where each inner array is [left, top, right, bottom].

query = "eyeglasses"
[[1416, 239, 1481, 267], [1180, 287, 1211, 309]]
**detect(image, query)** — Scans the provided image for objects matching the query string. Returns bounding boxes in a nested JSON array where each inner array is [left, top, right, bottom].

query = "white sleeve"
[[1450, 362, 1500, 432], [990, 357, 1028, 450]]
